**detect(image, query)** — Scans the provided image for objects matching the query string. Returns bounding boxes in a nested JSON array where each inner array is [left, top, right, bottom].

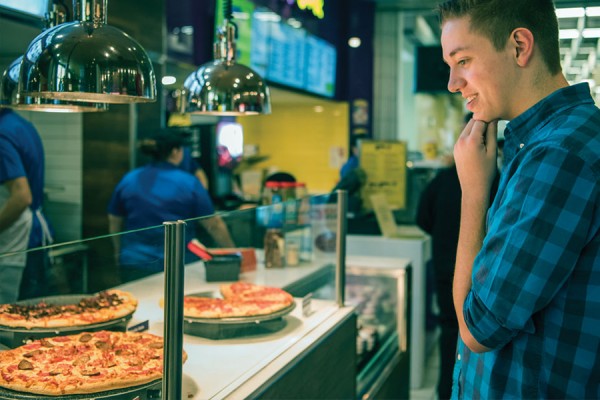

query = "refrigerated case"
[[314, 255, 412, 399], [347, 233, 431, 390]]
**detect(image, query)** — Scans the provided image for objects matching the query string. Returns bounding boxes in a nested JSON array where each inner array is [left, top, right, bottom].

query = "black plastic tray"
[[0, 294, 133, 348], [0, 379, 161, 400], [184, 301, 296, 340]]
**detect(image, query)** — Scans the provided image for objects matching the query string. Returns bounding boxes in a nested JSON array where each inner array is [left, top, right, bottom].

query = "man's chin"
[[472, 112, 493, 123]]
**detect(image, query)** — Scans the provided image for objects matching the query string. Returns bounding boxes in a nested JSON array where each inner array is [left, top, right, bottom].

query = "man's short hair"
[[437, 0, 561, 75]]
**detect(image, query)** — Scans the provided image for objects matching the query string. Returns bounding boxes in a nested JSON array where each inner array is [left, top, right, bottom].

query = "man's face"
[[441, 16, 516, 122]]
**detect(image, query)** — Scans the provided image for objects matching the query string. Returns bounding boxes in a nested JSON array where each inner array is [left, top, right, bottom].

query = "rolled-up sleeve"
[[463, 144, 597, 349]]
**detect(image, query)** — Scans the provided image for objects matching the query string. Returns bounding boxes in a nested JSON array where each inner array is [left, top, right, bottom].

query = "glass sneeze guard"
[[0, 192, 348, 400]]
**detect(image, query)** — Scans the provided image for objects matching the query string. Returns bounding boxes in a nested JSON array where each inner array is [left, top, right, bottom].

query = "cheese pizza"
[[183, 282, 294, 319]]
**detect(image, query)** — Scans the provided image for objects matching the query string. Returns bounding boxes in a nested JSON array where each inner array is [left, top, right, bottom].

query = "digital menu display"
[[266, 21, 306, 89], [229, 1, 337, 98], [304, 35, 336, 97]]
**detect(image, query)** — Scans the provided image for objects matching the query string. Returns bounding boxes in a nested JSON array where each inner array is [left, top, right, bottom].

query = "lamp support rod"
[[73, 0, 107, 24]]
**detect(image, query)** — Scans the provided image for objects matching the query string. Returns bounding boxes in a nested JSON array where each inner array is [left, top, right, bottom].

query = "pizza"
[[0, 330, 187, 396], [183, 282, 294, 319], [0, 290, 138, 329]]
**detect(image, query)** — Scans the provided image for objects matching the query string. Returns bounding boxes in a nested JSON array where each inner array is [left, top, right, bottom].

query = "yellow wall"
[[239, 101, 349, 194]]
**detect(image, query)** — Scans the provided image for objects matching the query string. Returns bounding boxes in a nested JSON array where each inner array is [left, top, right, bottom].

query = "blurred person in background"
[[107, 130, 234, 283], [340, 135, 360, 179], [416, 112, 501, 399], [0, 108, 53, 302]]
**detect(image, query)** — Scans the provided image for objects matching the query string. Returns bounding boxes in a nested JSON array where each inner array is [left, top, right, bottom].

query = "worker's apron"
[[0, 185, 32, 302]]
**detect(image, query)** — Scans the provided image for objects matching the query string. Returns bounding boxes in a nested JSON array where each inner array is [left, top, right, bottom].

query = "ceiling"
[[367, 0, 600, 88], [4, 2, 600, 97]]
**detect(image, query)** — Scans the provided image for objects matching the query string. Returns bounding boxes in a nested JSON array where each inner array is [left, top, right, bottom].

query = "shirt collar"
[[503, 83, 594, 163], [152, 161, 178, 169]]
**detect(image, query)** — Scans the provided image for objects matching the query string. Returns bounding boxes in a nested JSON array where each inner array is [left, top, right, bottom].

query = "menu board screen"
[[304, 35, 336, 97], [234, 3, 337, 98], [266, 21, 307, 89]]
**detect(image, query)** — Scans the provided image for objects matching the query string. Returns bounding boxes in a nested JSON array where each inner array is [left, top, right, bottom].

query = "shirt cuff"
[[463, 291, 516, 349]]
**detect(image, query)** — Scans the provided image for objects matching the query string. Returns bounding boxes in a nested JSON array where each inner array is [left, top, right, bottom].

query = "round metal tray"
[[0, 379, 161, 399], [183, 300, 296, 339], [0, 294, 134, 331], [0, 312, 134, 334], [0, 294, 134, 348], [184, 301, 296, 325]]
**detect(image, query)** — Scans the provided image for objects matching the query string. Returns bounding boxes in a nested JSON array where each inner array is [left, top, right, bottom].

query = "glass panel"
[[0, 223, 167, 302], [169, 193, 342, 398], [182, 193, 339, 300], [0, 193, 344, 398]]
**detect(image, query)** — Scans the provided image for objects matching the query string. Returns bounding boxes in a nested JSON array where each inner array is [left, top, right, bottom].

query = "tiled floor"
[[409, 333, 440, 400]]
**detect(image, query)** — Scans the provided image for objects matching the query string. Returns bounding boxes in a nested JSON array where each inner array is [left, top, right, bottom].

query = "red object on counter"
[[187, 239, 213, 261]]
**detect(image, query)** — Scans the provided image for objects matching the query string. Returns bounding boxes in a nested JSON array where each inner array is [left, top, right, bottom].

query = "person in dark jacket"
[[416, 112, 499, 399], [416, 161, 462, 400]]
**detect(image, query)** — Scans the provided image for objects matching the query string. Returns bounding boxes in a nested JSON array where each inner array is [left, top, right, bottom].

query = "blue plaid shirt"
[[453, 83, 600, 399]]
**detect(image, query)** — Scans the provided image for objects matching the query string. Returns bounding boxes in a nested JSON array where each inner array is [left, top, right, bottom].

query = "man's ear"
[[511, 27, 534, 67]]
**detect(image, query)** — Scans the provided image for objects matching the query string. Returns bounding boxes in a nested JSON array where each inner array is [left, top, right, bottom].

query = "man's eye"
[[458, 59, 468, 66]]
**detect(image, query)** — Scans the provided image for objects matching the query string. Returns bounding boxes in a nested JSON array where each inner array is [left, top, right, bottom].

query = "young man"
[[438, 0, 600, 399]]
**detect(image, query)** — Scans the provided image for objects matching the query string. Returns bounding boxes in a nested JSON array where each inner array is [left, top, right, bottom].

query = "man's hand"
[[452, 118, 498, 353], [454, 119, 498, 202]]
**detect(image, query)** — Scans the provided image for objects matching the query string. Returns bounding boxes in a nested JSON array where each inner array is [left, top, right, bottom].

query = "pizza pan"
[[0, 294, 134, 349], [183, 301, 296, 340], [0, 379, 161, 399]]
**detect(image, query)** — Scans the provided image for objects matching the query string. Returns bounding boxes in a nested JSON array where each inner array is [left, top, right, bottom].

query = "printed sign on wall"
[[359, 140, 407, 210]]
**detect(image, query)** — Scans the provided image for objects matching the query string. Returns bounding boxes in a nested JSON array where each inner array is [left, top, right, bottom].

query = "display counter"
[[0, 193, 410, 399], [347, 233, 431, 389], [118, 262, 356, 399]]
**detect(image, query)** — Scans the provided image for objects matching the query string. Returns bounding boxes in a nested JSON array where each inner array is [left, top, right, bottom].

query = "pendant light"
[[0, 5, 107, 112], [182, 0, 271, 115], [18, 0, 156, 104], [1, 57, 107, 112]]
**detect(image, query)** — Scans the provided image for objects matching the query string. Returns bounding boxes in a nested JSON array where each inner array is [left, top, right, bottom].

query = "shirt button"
[[519, 143, 525, 149], [457, 354, 461, 361]]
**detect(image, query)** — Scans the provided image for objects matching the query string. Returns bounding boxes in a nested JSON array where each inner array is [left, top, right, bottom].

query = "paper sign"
[[359, 140, 407, 210]]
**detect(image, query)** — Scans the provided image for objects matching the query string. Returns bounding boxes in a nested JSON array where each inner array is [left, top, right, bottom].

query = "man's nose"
[[447, 69, 464, 93]]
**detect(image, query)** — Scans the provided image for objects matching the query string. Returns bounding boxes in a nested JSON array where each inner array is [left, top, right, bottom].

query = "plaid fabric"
[[453, 83, 600, 399]]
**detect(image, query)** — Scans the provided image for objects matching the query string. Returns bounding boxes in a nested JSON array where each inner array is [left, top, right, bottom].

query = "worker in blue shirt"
[[340, 135, 360, 179], [107, 131, 234, 283], [0, 108, 53, 302], [439, 0, 600, 398]]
